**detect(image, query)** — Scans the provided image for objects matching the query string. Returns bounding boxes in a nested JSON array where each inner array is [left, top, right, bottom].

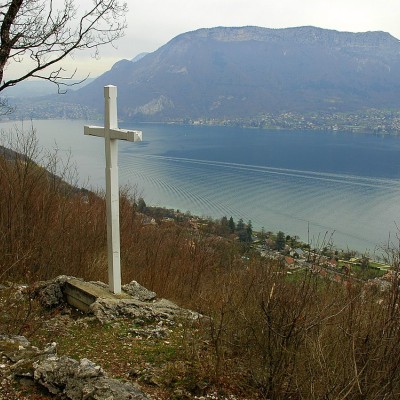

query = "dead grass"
[[2, 128, 400, 399], [12, 299, 218, 399]]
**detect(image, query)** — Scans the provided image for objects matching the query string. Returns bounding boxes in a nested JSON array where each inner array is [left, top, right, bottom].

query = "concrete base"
[[63, 278, 131, 313]]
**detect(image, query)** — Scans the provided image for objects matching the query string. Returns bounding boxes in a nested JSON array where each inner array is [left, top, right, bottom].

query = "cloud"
[[122, 0, 400, 57], [9, 0, 399, 80]]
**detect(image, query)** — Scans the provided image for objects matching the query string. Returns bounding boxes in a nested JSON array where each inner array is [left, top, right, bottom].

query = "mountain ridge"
[[27, 26, 400, 122]]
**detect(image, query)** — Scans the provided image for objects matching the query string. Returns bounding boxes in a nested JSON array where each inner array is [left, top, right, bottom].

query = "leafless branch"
[[0, 0, 127, 92]]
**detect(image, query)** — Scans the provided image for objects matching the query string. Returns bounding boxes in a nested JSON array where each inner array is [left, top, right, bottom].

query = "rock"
[[129, 326, 169, 339], [90, 296, 200, 324], [172, 388, 191, 399], [34, 355, 151, 399], [122, 281, 157, 302], [1, 335, 151, 399], [33, 275, 70, 308], [42, 342, 57, 355], [33, 275, 201, 323], [33, 356, 98, 394], [0, 335, 31, 349], [38, 282, 64, 308], [0, 335, 48, 378]]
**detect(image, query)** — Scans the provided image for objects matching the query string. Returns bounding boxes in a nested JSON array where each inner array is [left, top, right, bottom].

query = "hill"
[[66, 26, 400, 122], [1, 134, 400, 399], [5, 78, 95, 98]]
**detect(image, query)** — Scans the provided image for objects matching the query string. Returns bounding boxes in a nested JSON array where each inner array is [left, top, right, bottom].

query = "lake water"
[[1, 119, 400, 254]]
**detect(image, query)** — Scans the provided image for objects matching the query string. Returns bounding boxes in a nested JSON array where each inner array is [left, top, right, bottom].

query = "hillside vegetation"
[[1, 129, 400, 399]]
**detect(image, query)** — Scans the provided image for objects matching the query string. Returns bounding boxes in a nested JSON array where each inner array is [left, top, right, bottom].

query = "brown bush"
[[1, 127, 400, 398], [0, 127, 107, 282]]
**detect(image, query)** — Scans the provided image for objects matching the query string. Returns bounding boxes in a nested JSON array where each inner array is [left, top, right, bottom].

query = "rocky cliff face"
[[69, 26, 400, 121]]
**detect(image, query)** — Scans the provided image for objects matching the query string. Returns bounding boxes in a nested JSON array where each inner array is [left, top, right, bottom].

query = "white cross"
[[84, 85, 142, 294]]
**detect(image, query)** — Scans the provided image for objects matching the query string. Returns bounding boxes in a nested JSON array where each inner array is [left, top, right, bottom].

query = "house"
[[285, 256, 295, 267], [291, 248, 305, 258], [142, 216, 157, 226]]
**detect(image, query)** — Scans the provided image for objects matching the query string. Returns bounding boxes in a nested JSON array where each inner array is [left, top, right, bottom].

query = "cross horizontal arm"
[[109, 128, 143, 142], [84, 125, 143, 142], [84, 125, 104, 137]]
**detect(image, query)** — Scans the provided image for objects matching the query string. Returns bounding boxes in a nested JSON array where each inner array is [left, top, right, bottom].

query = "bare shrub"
[[2, 127, 400, 398], [187, 262, 400, 398], [0, 126, 107, 282]]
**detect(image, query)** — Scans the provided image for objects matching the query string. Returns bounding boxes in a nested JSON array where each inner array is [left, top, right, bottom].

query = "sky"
[[6, 0, 400, 81], [88, 0, 400, 77]]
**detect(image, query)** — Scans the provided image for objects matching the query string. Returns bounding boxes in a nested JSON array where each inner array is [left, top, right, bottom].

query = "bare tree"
[[0, 0, 127, 93]]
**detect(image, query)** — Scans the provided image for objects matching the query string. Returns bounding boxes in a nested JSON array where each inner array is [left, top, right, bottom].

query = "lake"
[[1, 119, 400, 255]]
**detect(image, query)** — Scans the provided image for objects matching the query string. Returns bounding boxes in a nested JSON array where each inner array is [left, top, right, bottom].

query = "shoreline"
[[2, 107, 400, 135]]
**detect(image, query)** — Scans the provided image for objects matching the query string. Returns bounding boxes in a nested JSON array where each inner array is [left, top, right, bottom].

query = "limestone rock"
[[1, 335, 151, 399], [34, 355, 150, 399], [122, 281, 157, 302], [0, 335, 31, 349], [0, 335, 54, 380], [38, 283, 64, 308], [33, 275, 70, 308], [33, 275, 201, 324], [90, 296, 200, 324]]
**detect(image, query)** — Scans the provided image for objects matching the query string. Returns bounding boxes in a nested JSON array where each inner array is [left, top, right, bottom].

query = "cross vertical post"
[[104, 86, 120, 294], [84, 85, 143, 294]]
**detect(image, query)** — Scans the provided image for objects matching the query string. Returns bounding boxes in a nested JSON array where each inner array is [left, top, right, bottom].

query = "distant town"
[[4, 100, 400, 134], [2, 100, 100, 121], [184, 108, 400, 134], [138, 202, 392, 284]]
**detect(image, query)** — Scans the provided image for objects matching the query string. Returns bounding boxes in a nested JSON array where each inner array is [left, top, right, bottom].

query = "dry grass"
[[1, 128, 400, 399]]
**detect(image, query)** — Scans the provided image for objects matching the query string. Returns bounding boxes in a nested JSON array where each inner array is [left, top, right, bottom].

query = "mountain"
[[131, 52, 149, 63], [63, 26, 400, 121], [5, 78, 95, 98]]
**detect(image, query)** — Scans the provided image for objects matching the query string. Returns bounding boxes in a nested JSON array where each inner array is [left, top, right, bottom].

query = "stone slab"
[[63, 278, 131, 313]]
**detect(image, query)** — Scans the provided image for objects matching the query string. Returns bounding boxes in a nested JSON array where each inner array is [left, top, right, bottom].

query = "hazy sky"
[[6, 0, 400, 80], [92, 0, 400, 76], [123, 0, 400, 55]]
